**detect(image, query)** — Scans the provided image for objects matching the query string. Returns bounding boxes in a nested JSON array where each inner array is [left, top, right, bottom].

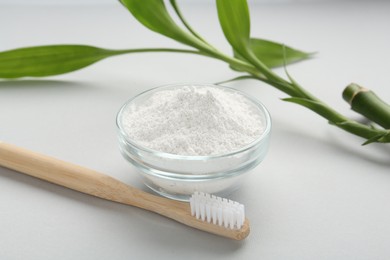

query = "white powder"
[[121, 85, 264, 156]]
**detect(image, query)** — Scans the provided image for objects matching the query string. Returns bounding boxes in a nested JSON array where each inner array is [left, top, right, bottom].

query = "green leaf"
[[231, 38, 313, 71], [0, 45, 121, 78], [0, 45, 201, 78], [216, 0, 274, 79], [216, 0, 251, 57], [250, 38, 312, 68], [120, 0, 206, 51]]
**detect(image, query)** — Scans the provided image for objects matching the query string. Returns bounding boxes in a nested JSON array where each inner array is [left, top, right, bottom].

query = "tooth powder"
[[121, 85, 264, 156]]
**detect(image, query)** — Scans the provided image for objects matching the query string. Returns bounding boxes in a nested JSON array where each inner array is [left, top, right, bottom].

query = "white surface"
[[1, 2, 390, 260]]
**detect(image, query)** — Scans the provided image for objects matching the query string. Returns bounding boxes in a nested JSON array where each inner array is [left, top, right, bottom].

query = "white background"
[[1, 1, 390, 259], [0, 0, 378, 4]]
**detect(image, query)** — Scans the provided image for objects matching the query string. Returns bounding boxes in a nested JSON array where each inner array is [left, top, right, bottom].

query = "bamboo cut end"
[[342, 83, 368, 105]]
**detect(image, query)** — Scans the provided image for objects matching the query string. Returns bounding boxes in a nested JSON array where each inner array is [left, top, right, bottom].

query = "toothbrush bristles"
[[189, 191, 245, 229]]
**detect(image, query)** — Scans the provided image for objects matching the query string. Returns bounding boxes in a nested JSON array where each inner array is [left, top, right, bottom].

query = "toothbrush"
[[0, 141, 250, 240]]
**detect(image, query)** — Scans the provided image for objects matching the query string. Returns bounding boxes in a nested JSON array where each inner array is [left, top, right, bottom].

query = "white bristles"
[[189, 191, 245, 229]]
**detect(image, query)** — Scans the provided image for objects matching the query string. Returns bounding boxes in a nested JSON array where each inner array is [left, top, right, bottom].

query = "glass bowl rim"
[[116, 83, 272, 161]]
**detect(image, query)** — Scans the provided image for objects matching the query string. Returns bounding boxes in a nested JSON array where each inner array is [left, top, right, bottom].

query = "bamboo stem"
[[343, 83, 390, 129]]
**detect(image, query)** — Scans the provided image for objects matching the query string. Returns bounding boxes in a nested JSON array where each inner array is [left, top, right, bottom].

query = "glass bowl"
[[116, 83, 271, 201]]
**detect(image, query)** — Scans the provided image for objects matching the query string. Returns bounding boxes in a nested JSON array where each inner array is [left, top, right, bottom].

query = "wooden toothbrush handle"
[[0, 141, 149, 206]]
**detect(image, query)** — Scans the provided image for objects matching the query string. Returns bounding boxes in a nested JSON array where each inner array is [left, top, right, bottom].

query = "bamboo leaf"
[[250, 38, 313, 68], [0, 45, 201, 78], [119, 0, 185, 42], [120, 0, 205, 51], [216, 0, 251, 57], [216, 0, 275, 79], [231, 38, 313, 71], [0, 45, 122, 78]]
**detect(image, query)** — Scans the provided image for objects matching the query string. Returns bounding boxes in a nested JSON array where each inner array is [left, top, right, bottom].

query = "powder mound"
[[122, 85, 264, 156]]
